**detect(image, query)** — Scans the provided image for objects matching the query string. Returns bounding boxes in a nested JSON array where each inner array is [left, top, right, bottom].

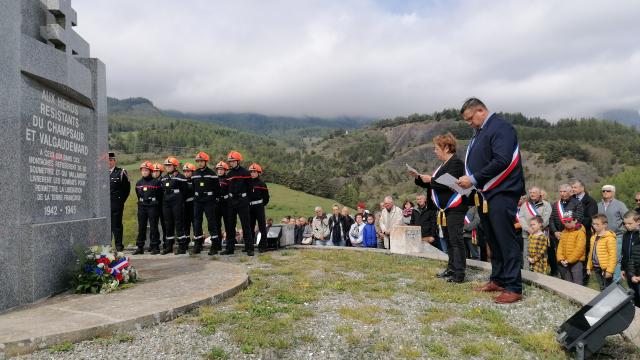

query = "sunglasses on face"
[[602, 190, 612, 193]]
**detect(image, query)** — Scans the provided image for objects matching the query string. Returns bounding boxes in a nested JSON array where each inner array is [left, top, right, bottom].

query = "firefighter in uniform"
[[160, 157, 188, 255], [183, 162, 196, 250], [248, 163, 270, 252], [221, 151, 254, 256], [109, 152, 130, 252], [211, 161, 230, 255], [151, 163, 168, 249], [191, 152, 221, 254], [134, 161, 162, 255]]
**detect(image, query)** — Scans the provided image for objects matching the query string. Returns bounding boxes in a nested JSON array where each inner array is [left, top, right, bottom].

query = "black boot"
[[192, 240, 203, 254], [219, 249, 234, 255], [150, 248, 160, 255], [176, 243, 188, 255], [208, 247, 218, 256], [161, 242, 174, 255], [133, 247, 144, 255]]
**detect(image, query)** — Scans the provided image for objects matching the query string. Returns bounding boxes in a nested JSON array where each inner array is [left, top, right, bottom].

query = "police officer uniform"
[[109, 152, 130, 252], [160, 157, 188, 254], [248, 164, 270, 252], [222, 151, 254, 256], [134, 162, 162, 254]]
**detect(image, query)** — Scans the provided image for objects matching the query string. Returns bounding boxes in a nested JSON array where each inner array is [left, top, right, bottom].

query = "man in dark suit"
[[571, 179, 598, 284], [457, 98, 525, 304], [109, 152, 130, 252]]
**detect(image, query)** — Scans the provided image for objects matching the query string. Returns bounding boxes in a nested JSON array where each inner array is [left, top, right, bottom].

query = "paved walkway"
[[0, 256, 248, 357]]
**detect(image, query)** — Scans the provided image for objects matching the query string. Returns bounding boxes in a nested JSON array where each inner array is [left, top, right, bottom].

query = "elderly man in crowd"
[[598, 184, 629, 281], [311, 206, 331, 246], [410, 194, 437, 246], [519, 186, 552, 267], [549, 183, 584, 276], [635, 192, 640, 213], [379, 196, 403, 249]]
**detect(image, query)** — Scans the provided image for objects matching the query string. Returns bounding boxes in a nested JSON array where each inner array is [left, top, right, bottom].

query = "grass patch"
[[335, 324, 354, 335], [337, 304, 382, 324], [193, 249, 587, 358], [443, 320, 481, 336], [417, 307, 450, 324], [49, 342, 74, 353], [423, 341, 449, 358], [204, 346, 228, 359], [373, 339, 392, 352]]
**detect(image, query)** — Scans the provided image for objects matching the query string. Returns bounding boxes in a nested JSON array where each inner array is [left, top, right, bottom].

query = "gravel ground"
[[13, 251, 640, 360]]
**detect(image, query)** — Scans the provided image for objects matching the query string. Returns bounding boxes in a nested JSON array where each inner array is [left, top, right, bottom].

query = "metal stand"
[[576, 341, 585, 360]]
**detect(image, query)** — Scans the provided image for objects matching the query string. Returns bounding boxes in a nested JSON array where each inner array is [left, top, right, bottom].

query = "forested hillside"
[[109, 101, 640, 210]]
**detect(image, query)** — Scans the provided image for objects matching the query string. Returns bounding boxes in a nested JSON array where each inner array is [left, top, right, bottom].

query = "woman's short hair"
[[433, 133, 457, 154]]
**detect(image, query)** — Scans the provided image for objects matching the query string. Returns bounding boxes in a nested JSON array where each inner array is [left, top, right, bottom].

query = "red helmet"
[[163, 157, 180, 167], [248, 163, 263, 173], [215, 161, 229, 170], [183, 162, 196, 171], [139, 161, 153, 170], [227, 151, 243, 162], [152, 163, 164, 172], [195, 151, 210, 162]]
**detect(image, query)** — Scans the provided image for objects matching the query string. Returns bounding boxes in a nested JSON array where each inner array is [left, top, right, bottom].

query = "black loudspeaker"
[[557, 281, 635, 359], [256, 225, 282, 250]]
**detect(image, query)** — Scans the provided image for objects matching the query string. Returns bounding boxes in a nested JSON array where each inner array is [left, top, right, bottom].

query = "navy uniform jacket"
[[465, 113, 525, 201], [249, 178, 270, 207], [110, 167, 130, 208]]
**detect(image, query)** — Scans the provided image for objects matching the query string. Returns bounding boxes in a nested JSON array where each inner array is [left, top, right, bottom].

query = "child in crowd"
[[527, 216, 549, 274], [556, 211, 586, 285], [587, 214, 617, 291], [362, 214, 378, 248], [622, 211, 640, 306]]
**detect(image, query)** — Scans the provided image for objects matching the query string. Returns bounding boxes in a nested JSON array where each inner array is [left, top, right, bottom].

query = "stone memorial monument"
[[390, 226, 447, 258], [0, 0, 109, 312]]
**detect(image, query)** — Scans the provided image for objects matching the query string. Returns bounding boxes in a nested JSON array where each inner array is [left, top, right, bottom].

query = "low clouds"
[[73, 0, 640, 120]]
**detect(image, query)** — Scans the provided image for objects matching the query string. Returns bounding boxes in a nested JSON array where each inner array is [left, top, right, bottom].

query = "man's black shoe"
[[447, 277, 465, 283], [436, 270, 454, 278], [208, 249, 218, 256], [247, 251, 255, 256], [133, 247, 144, 255], [150, 248, 160, 255], [219, 250, 234, 255]]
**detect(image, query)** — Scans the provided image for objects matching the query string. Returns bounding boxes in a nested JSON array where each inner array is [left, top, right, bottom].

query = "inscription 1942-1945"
[[24, 87, 89, 220]]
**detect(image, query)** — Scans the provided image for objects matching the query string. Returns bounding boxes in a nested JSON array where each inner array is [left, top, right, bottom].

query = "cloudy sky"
[[73, 0, 640, 120]]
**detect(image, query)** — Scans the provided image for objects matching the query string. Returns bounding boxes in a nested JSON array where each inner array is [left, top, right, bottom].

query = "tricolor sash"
[[525, 201, 538, 217], [430, 163, 462, 227], [464, 214, 477, 245], [556, 201, 566, 219], [464, 140, 520, 213]]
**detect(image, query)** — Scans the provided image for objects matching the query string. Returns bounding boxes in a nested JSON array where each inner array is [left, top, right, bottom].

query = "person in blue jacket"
[[456, 98, 526, 304], [362, 214, 378, 248]]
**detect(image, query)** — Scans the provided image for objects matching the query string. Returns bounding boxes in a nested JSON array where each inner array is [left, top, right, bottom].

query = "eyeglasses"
[[602, 190, 612, 193], [636, 199, 640, 202]]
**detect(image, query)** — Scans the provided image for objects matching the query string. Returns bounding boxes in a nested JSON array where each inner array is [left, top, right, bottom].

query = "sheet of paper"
[[434, 173, 474, 196], [405, 163, 422, 176]]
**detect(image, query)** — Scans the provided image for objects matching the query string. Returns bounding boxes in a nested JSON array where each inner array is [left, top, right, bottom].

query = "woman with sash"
[[410, 133, 468, 283]]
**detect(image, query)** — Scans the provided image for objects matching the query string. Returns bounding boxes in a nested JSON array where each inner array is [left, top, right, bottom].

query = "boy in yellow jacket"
[[557, 211, 586, 285], [587, 214, 617, 290]]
